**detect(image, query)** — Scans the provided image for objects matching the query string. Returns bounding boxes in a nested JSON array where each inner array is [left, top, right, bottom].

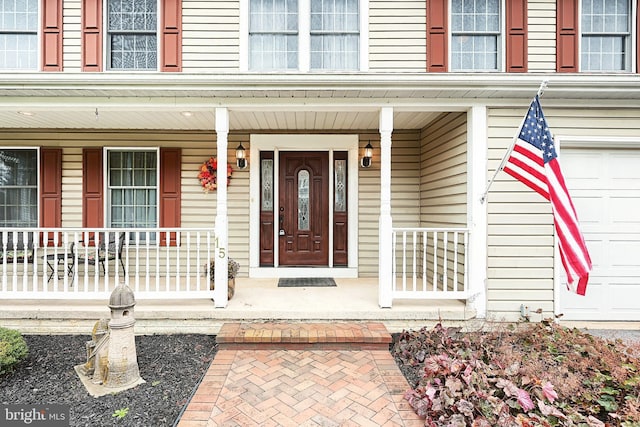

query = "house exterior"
[[1, 0, 639, 323]]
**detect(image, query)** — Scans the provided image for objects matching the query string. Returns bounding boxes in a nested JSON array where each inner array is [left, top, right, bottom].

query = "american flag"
[[503, 96, 592, 295]]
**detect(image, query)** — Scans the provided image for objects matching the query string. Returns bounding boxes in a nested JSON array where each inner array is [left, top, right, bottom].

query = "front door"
[[278, 151, 329, 265]]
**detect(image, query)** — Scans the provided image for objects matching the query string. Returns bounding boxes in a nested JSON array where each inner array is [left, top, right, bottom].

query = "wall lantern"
[[236, 143, 247, 169], [361, 142, 373, 168]]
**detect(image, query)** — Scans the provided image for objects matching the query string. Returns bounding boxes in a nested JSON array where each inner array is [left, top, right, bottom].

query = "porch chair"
[[71, 232, 126, 276], [0, 231, 35, 264]]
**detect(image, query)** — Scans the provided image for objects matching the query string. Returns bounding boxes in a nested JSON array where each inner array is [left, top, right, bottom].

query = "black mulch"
[[0, 334, 218, 427]]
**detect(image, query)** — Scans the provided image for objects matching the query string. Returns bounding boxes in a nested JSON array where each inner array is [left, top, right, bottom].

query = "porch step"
[[217, 321, 392, 350]]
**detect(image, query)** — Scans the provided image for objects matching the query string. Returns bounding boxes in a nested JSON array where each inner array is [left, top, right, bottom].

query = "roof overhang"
[[1, 73, 639, 130]]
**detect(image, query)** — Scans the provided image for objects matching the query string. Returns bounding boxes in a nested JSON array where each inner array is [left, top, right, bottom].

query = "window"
[[0, 149, 37, 227], [107, 150, 157, 234], [247, 0, 360, 71], [249, 0, 298, 70], [107, 0, 158, 70], [0, 0, 38, 70], [451, 0, 501, 71], [581, 0, 631, 71], [310, 0, 359, 70]]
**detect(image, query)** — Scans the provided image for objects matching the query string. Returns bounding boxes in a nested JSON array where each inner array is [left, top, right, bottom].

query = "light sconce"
[[361, 142, 373, 168], [235, 143, 247, 169]]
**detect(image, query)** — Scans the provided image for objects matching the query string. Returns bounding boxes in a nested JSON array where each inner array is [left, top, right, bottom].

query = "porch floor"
[[0, 278, 475, 335]]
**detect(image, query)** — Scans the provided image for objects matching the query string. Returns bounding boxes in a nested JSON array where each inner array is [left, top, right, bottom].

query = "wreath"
[[198, 157, 233, 193]]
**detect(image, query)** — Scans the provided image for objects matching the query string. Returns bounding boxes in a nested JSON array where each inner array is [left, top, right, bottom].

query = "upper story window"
[[107, 150, 158, 233], [107, 0, 158, 70], [0, 149, 38, 227], [450, 0, 501, 71], [249, 0, 298, 70], [310, 0, 359, 70], [581, 0, 631, 71], [247, 0, 361, 72], [0, 0, 38, 70]]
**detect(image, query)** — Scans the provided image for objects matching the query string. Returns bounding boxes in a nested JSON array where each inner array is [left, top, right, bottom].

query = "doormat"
[[277, 278, 337, 287]]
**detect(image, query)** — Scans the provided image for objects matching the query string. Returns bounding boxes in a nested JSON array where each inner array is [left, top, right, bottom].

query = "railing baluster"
[[401, 231, 407, 292], [411, 231, 417, 292]]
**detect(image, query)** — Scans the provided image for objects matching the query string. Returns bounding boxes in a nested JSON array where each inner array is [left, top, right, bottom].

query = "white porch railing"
[[392, 228, 469, 300], [0, 228, 217, 300]]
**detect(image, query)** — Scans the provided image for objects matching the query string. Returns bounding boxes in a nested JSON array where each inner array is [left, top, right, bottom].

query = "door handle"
[[279, 213, 285, 236]]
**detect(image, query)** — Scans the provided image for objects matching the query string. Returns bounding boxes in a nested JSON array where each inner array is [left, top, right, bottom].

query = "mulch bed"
[[0, 334, 218, 427]]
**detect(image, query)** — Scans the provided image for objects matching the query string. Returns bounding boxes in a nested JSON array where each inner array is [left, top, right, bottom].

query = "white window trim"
[[577, 0, 636, 72], [239, 0, 369, 72], [0, 147, 40, 227], [448, 0, 505, 72], [103, 0, 162, 72], [103, 147, 160, 228]]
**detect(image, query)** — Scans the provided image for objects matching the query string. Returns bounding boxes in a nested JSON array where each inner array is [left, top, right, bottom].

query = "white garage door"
[[560, 148, 640, 321]]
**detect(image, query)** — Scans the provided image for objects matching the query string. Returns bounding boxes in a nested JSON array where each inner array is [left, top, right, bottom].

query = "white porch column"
[[213, 107, 229, 308], [467, 105, 488, 317], [378, 107, 394, 308]]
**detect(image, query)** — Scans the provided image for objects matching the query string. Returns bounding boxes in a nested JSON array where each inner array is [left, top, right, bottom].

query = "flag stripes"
[[503, 96, 591, 296]]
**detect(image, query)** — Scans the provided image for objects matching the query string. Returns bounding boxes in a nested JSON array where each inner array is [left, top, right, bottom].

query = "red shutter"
[[161, 0, 182, 72], [426, 0, 448, 72], [637, 3, 640, 73], [81, 0, 103, 71], [40, 148, 62, 234], [159, 148, 181, 246], [82, 149, 104, 228], [506, 0, 528, 72], [42, 0, 62, 71], [556, 0, 579, 72]]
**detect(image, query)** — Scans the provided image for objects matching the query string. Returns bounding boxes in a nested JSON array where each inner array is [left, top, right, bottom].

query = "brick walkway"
[[177, 322, 423, 426]]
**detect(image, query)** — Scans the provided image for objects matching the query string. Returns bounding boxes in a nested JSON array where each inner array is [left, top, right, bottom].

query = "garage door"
[[559, 148, 640, 321]]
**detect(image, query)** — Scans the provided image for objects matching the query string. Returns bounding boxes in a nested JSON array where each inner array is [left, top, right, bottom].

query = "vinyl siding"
[[486, 107, 640, 321], [527, 0, 557, 72], [62, 0, 82, 70], [419, 112, 467, 227], [357, 131, 421, 276], [182, 0, 240, 72], [368, 0, 427, 71]]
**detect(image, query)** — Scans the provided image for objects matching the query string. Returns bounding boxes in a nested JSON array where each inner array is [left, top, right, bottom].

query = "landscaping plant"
[[0, 327, 29, 376], [393, 321, 640, 426]]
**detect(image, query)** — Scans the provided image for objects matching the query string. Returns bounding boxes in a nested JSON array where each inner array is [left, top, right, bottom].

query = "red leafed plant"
[[198, 157, 233, 193], [393, 321, 640, 426]]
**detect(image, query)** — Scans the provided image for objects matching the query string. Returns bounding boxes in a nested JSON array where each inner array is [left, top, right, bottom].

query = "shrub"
[[393, 321, 640, 426], [0, 327, 28, 376]]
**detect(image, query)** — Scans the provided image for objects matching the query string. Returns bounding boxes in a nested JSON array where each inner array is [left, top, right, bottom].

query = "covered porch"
[[0, 277, 474, 335]]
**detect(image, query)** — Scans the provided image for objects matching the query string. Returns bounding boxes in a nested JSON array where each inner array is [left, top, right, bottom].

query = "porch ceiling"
[[1, 73, 639, 131]]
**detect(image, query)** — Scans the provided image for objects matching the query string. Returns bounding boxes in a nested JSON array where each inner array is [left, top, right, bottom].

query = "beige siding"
[[368, 0, 426, 71], [357, 131, 421, 276], [419, 112, 467, 227], [62, 0, 82, 71], [527, 0, 557, 72], [486, 107, 640, 321], [182, 0, 240, 72]]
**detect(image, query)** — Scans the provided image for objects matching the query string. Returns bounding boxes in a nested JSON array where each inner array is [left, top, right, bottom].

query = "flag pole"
[[480, 80, 549, 204]]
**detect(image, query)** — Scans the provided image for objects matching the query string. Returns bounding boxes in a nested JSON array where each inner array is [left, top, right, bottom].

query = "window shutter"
[[426, 0, 448, 72], [161, 0, 182, 72], [159, 148, 181, 246], [556, 0, 579, 72], [637, 3, 640, 74], [81, 0, 103, 71], [42, 0, 62, 71], [40, 148, 62, 230], [506, 0, 528, 72], [82, 149, 104, 228]]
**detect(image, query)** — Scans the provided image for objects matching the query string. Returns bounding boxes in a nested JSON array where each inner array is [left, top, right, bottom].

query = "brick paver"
[[177, 323, 422, 426]]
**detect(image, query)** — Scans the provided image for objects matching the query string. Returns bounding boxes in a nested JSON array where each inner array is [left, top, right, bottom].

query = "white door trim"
[[248, 134, 359, 278]]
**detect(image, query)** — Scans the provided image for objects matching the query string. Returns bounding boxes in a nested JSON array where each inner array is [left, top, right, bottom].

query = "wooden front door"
[[278, 151, 329, 266]]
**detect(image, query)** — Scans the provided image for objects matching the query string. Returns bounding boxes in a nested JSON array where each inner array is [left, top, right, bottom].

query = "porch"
[[0, 226, 474, 334], [0, 277, 474, 335]]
